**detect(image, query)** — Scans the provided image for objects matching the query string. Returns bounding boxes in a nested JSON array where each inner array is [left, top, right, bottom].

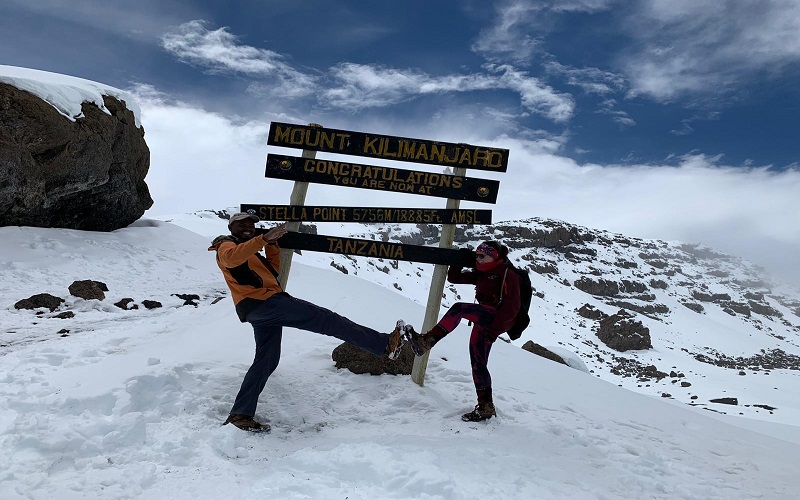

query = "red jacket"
[[447, 259, 521, 335]]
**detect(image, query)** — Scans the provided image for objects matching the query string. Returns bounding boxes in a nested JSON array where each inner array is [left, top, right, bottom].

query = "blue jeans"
[[229, 293, 390, 417]]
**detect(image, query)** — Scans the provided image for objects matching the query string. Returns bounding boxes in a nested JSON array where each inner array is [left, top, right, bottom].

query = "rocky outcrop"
[[14, 293, 64, 311], [596, 310, 652, 351], [521, 341, 568, 366], [331, 342, 414, 375], [68, 280, 105, 300], [0, 83, 152, 231]]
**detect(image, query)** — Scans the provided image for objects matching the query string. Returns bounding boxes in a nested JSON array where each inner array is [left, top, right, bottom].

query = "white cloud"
[[471, 1, 545, 64], [161, 20, 318, 97], [545, 61, 627, 95], [161, 21, 573, 122], [623, 0, 800, 101], [472, 0, 620, 64], [133, 87, 800, 286]]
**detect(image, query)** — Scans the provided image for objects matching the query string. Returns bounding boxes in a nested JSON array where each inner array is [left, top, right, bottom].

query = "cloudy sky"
[[1, 0, 799, 284]]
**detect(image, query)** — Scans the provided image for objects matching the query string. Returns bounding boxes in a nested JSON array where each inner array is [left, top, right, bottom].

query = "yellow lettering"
[[474, 149, 489, 167], [328, 238, 343, 253], [274, 125, 291, 143], [400, 140, 416, 160], [459, 148, 473, 165], [290, 128, 305, 145], [415, 144, 428, 161], [363, 136, 379, 154], [488, 151, 503, 168], [320, 131, 335, 149], [431, 144, 446, 163]]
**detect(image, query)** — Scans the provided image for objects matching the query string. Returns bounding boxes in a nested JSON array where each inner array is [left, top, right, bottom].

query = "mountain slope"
[[1, 219, 799, 499]]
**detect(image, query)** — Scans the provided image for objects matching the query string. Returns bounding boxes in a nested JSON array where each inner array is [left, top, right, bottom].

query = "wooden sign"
[[277, 232, 474, 267], [267, 122, 509, 172], [265, 154, 499, 204], [241, 204, 492, 224]]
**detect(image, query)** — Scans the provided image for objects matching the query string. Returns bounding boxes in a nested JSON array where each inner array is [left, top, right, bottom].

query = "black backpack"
[[504, 266, 533, 341]]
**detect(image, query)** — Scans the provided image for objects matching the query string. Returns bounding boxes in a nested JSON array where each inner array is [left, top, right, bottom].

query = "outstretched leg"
[[247, 293, 391, 355], [408, 302, 496, 356]]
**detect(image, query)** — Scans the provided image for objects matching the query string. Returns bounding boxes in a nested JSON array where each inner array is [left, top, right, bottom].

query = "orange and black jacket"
[[209, 232, 282, 322]]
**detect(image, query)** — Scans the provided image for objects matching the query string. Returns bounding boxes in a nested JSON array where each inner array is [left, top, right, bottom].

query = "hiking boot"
[[461, 402, 496, 422], [385, 320, 407, 360], [404, 324, 433, 356], [223, 414, 271, 433]]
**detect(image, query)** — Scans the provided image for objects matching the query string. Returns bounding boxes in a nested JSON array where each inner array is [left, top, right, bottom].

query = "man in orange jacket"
[[209, 212, 407, 432]]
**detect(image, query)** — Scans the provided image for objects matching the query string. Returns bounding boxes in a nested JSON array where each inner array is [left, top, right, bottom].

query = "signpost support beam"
[[411, 167, 466, 386], [278, 124, 320, 290]]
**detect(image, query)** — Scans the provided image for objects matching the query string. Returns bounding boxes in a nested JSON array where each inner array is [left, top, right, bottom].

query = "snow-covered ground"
[[2, 219, 799, 499]]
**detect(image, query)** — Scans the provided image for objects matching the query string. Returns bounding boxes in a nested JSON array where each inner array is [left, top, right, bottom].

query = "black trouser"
[[229, 293, 389, 417]]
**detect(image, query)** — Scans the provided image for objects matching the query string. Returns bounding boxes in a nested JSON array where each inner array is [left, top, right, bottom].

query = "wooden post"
[[277, 123, 321, 290], [411, 167, 466, 386]]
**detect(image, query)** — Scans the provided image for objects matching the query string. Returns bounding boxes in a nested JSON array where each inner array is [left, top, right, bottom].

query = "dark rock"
[[14, 293, 64, 311], [574, 277, 619, 296], [710, 397, 738, 405], [748, 301, 782, 318], [596, 310, 652, 351], [531, 262, 559, 275], [681, 381, 691, 387], [607, 300, 669, 316], [619, 280, 648, 294], [521, 341, 568, 365], [661, 393, 671, 398], [57, 329, 70, 334], [114, 298, 138, 310], [744, 292, 765, 301], [331, 342, 414, 375], [692, 291, 731, 302], [690, 395, 698, 400], [69, 280, 105, 300], [93, 281, 109, 291], [577, 304, 606, 320], [753, 404, 776, 411], [681, 301, 705, 314], [330, 261, 348, 274], [172, 293, 200, 306], [649, 279, 668, 289], [54, 311, 74, 319], [670, 370, 678, 377], [0, 83, 152, 230], [142, 300, 162, 309], [719, 301, 750, 317]]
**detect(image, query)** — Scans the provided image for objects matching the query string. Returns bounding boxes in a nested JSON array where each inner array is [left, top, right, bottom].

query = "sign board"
[[267, 122, 510, 173], [241, 204, 492, 224], [266, 154, 499, 204], [277, 232, 473, 267]]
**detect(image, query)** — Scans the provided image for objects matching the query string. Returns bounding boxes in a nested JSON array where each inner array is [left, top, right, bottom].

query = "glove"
[[459, 248, 476, 268]]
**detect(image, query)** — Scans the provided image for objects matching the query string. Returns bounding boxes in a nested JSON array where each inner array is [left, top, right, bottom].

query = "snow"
[[2, 218, 799, 499], [1, 60, 797, 498], [0, 65, 141, 128]]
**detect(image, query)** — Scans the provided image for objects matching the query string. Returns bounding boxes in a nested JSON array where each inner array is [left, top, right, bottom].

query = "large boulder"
[[331, 342, 414, 375], [0, 83, 152, 231], [596, 309, 652, 352]]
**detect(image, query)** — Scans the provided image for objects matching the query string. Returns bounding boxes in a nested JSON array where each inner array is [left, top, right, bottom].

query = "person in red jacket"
[[407, 240, 521, 422], [209, 212, 407, 433]]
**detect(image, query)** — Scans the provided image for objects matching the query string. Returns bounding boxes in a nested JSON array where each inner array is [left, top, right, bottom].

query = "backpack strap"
[[498, 268, 509, 306]]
